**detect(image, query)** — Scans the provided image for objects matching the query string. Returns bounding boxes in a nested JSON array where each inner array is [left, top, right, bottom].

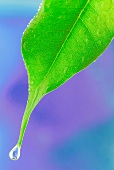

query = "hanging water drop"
[[9, 145, 21, 161]]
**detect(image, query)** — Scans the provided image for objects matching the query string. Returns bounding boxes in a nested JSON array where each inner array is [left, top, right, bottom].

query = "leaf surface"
[[18, 0, 114, 147]]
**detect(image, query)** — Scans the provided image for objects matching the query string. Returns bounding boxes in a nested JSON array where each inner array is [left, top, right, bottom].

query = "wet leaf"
[[16, 0, 114, 151]]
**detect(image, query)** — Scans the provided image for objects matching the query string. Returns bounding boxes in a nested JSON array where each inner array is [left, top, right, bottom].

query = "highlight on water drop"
[[9, 145, 21, 161]]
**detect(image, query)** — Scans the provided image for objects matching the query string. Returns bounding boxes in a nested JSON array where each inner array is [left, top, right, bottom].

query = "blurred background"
[[0, 0, 114, 169]]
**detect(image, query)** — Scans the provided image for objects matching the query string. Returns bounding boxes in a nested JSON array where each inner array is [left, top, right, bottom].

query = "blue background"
[[0, 1, 114, 169]]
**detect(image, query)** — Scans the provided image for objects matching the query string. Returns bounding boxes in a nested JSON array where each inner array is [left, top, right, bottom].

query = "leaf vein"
[[34, 0, 91, 93]]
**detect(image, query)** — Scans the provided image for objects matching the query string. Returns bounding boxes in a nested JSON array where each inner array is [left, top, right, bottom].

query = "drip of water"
[[9, 145, 21, 161]]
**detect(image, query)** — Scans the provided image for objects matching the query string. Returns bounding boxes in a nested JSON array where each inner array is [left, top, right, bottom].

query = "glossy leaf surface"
[[17, 0, 114, 149]]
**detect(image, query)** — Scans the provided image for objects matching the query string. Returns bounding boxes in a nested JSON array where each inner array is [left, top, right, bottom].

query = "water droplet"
[[98, 40, 102, 45], [97, 17, 100, 22], [31, 81, 33, 84], [97, 30, 100, 36], [38, 3, 42, 11], [9, 145, 21, 161], [85, 38, 88, 43], [101, 2, 104, 7], [58, 15, 62, 19], [23, 43, 26, 49], [82, 56, 84, 62], [63, 68, 67, 74]]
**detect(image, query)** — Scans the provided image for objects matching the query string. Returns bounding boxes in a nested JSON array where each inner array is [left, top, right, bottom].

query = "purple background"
[[0, 1, 114, 169]]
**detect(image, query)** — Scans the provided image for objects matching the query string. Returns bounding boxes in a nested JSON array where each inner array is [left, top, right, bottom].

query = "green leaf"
[[18, 0, 114, 148]]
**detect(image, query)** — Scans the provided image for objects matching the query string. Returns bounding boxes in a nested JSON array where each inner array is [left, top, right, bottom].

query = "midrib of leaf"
[[33, 0, 91, 94], [29, 0, 113, 117]]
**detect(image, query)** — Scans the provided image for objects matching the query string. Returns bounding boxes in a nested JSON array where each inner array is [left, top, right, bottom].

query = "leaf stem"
[[17, 90, 43, 147]]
